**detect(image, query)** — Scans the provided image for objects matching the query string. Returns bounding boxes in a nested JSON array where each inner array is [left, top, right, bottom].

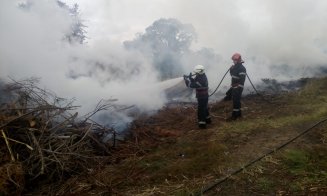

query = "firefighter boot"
[[198, 121, 207, 129], [226, 111, 238, 122], [206, 117, 212, 124], [237, 110, 242, 118]]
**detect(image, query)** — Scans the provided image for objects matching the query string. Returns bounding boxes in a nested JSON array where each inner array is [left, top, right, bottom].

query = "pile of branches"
[[0, 78, 117, 194]]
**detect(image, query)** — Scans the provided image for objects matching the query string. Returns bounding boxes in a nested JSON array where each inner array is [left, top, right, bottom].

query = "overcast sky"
[[1, 0, 327, 119]]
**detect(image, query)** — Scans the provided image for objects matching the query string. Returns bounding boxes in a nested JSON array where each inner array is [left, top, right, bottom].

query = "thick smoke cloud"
[[176, 0, 327, 81], [0, 0, 168, 120], [1, 0, 327, 123], [64, 0, 327, 84]]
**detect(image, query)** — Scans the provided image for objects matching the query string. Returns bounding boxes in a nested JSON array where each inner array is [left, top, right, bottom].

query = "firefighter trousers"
[[197, 97, 210, 125], [232, 87, 243, 118]]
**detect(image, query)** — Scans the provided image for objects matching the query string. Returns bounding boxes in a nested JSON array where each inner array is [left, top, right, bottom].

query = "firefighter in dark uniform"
[[184, 65, 211, 129], [224, 53, 246, 121]]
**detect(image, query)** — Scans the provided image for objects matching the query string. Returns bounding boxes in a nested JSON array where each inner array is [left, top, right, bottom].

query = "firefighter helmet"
[[193, 64, 205, 74], [231, 53, 243, 63]]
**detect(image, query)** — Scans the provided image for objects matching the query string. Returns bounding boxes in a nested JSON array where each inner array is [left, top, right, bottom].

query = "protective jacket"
[[230, 63, 246, 88], [184, 74, 209, 99]]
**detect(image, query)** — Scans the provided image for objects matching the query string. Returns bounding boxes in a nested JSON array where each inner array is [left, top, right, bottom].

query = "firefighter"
[[184, 65, 211, 129], [224, 53, 246, 121]]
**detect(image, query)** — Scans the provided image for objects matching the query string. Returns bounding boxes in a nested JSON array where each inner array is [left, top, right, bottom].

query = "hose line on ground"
[[194, 117, 327, 195]]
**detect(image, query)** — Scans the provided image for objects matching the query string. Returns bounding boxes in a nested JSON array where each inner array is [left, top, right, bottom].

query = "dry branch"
[[1, 129, 15, 161], [0, 135, 33, 150], [0, 78, 118, 193]]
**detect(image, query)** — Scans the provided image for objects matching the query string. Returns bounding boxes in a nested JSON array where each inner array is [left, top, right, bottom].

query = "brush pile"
[[0, 78, 200, 195], [0, 78, 116, 195]]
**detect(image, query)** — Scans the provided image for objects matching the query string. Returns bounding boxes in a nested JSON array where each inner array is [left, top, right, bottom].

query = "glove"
[[223, 95, 231, 101], [226, 87, 232, 95], [184, 76, 190, 87], [189, 72, 195, 82], [223, 88, 232, 101]]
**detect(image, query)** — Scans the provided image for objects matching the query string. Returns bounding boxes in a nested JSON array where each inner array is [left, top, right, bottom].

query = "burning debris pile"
[[0, 78, 117, 195]]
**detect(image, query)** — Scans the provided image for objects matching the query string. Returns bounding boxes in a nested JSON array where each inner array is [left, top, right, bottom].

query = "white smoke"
[[63, 0, 327, 83], [176, 0, 327, 82], [0, 0, 170, 120], [1, 0, 327, 125]]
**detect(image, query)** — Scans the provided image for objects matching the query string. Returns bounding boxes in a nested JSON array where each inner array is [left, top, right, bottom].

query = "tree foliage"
[[57, 1, 87, 44], [19, 0, 87, 44], [124, 18, 197, 80]]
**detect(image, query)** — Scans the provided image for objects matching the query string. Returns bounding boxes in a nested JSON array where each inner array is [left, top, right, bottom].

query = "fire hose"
[[183, 68, 230, 98], [182, 66, 320, 194], [191, 67, 275, 104], [208, 68, 230, 97], [246, 73, 274, 104], [194, 117, 327, 195]]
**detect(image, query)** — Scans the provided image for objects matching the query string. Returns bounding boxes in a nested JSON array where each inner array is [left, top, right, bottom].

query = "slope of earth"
[[29, 77, 327, 195]]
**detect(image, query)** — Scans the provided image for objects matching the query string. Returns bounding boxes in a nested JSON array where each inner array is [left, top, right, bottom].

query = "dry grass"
[[1, 77, 327, 195]]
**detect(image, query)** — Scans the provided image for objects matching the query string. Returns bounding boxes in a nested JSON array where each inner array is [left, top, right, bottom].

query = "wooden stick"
[[30, 132, 45, 174], [0, 135, 34, 150], [0, 106, 72, 130], [71, 123, 93, 147], [48, 112, 78, 134], [1, 129, 16, 161]]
